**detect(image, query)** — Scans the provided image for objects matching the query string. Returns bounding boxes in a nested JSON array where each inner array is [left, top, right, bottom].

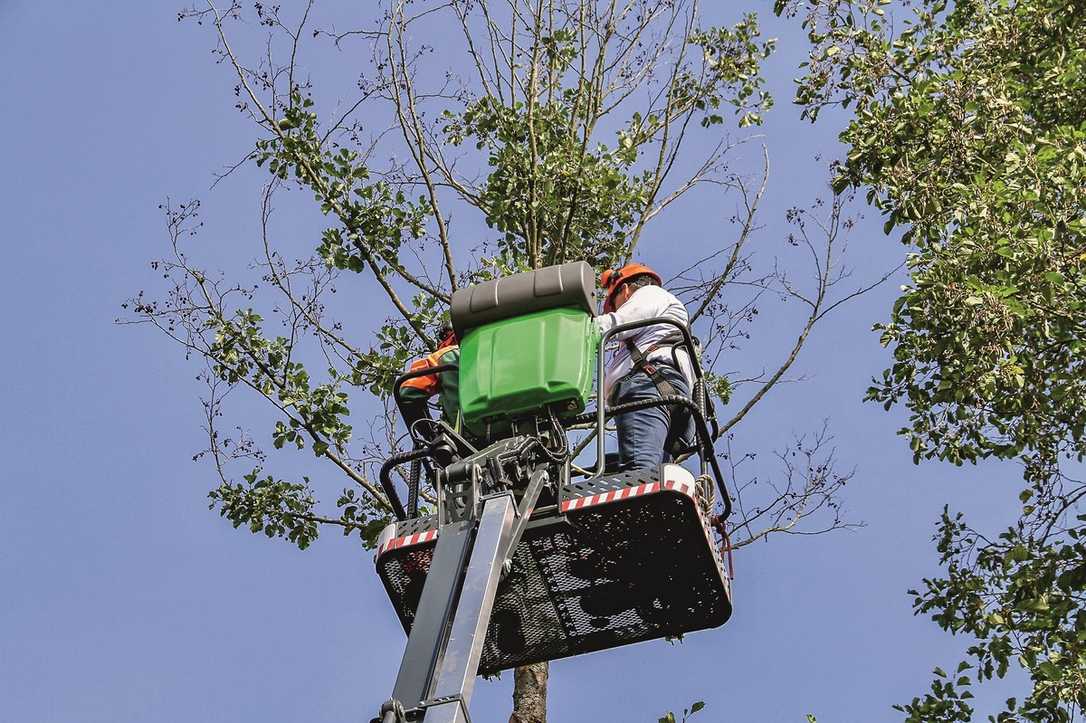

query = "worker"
[[597, 263, 695, 471], [398, 326, 460, 444]]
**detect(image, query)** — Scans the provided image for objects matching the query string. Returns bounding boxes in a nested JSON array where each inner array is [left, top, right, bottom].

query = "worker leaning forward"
[[596, 263, 695, 472], [398, 326, 460, 445]]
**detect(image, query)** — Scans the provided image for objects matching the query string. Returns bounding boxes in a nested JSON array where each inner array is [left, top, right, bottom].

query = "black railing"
[[570, 393, 730, 520], [379, 447, 437, 521], [383, 318, 733, 523], [393, 363, 460, 431], [590, 316, 730, 517]]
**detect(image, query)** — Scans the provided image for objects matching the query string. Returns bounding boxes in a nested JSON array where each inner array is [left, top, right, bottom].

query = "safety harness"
[[623, 332, 685, 398], [622, 330, 719, 456]]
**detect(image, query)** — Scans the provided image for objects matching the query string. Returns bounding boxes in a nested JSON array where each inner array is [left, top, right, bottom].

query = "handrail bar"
[[595, 316, 703, 478], [571, 395, 731, 519], [386, 318, 732, 521], [392, 363, 460, 425], [380, 447, 437, 521]]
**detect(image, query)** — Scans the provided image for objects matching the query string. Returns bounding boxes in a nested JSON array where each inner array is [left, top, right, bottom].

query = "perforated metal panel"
[[375, 466, 731, 674]]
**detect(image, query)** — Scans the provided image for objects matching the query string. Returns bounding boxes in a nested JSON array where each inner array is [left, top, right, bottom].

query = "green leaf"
[[1007, 545, 1029, 562]]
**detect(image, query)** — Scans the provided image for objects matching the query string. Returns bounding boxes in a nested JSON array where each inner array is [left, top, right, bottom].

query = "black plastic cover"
[[450, 261, 597, 337]]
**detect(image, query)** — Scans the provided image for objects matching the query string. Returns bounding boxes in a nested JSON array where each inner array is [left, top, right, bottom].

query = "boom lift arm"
[[375, 443, 552, 723]]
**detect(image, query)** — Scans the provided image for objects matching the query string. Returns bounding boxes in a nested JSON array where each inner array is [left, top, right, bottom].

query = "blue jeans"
[[612, 363, 693, 471]]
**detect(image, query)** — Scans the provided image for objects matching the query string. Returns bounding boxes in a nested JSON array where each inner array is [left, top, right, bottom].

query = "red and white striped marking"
[[377, 528, 438, 557], [376, 468, 698, 559], [560, 478, 692, 513]]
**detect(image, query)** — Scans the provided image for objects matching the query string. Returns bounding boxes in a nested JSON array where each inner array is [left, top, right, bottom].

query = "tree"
[[776, 0, 1086, 718], [128, 1, 881, 719]]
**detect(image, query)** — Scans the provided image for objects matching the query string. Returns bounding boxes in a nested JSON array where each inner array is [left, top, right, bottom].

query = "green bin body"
[[458, 307, 598, 429]]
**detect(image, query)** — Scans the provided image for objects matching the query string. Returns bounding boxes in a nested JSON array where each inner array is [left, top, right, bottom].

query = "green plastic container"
[[458, 307, 599, 429]]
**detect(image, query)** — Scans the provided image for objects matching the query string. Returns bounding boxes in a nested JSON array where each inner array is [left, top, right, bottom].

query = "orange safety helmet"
[[436, 325, 458, 350], [599, 262, 662, 313]]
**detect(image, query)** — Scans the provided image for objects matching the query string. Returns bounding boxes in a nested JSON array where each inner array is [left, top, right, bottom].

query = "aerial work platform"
[[372, 262, 732, 723], [376, 464, 731, 675]]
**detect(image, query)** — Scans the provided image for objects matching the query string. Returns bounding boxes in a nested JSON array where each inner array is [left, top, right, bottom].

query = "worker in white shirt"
[[596, 263, 695, 471]]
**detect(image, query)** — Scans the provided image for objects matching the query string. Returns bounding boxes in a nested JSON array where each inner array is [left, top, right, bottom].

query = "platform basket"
[[375, 465, 731, 674]]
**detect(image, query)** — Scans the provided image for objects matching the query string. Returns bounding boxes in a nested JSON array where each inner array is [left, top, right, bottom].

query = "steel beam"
[[390, 519, 475, 709], [424, 493, 516, 723]]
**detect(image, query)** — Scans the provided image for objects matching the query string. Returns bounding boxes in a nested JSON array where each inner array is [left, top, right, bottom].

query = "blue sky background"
[[1, 2, 1025, 721]]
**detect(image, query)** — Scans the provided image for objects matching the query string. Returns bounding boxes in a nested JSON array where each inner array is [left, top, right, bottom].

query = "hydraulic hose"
[[406, 459, 421, 519], [379, 447, 436, 521]]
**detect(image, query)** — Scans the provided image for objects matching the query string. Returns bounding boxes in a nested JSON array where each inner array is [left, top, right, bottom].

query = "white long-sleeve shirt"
[[595, 284, 695, 400]]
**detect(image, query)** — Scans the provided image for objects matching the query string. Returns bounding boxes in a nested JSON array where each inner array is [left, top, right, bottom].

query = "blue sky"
[[1, 2, 1025, 721]]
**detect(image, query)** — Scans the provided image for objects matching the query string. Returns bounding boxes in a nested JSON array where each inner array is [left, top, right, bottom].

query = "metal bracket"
[[500, 466, 549, 572], [438, 463, 482, 525], [423, 494, 515, 723], [420, 694, 472, 723], [373, 698, 407, 723]]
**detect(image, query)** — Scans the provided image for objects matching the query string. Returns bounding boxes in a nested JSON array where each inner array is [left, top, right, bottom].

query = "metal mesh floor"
[[375, 467, 731, 674]]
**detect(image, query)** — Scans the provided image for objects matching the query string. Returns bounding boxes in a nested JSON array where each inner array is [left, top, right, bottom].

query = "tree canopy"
[[777, 0, 1086, 718], [130, 1, 881, 719]]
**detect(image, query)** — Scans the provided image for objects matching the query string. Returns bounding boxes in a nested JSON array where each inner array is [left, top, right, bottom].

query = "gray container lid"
[[450, 261, 597, 337]]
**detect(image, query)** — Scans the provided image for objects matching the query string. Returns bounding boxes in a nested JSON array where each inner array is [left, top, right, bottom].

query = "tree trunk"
[[509, 662, 548, 723]]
